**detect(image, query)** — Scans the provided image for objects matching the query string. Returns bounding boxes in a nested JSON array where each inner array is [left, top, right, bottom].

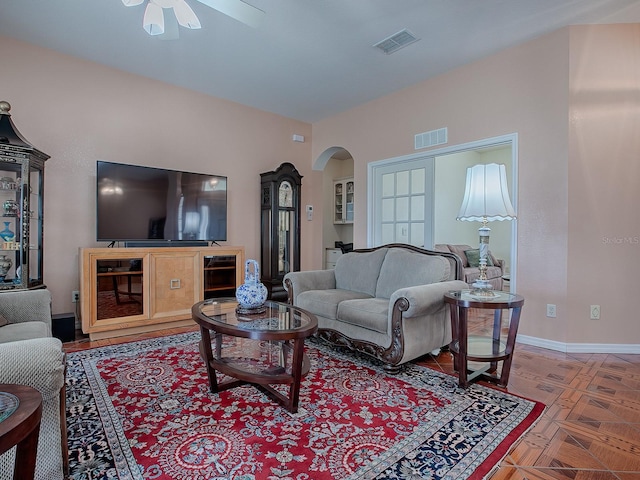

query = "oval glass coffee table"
[[192, 298, 318, 413]]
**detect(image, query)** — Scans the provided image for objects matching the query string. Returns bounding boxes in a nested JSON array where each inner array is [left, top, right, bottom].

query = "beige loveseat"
[[284, 244, 467, 372], [0, 289, 68, 480], [434, 243, 505, 291]]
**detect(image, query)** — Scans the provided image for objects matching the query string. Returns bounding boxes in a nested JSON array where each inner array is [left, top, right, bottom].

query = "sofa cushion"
[[0, 321, 50, 344], [464, 249, 494, 267], [296, 289, 372, 321], [375, 248, 451, 299], [0, 314, 7, 327], [334, 248, 388, 297], [447, 244, 473, 267], [337, 297, 389, 334]]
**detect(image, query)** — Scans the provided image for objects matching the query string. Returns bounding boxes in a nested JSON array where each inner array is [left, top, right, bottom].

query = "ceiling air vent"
[[415, 127, 448, 150], [373, 29, 420, 55]]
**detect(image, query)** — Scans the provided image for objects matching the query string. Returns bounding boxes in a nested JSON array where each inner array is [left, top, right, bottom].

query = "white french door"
[[369, 156, 434, 248]]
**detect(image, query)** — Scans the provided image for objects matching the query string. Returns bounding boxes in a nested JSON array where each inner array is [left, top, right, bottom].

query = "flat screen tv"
[[96, 161, 227, 244]]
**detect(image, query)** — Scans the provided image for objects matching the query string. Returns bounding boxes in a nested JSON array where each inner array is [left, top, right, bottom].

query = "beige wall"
[[312, 24, 640, 349], [0, 35, 314, 316], [567, 24, 640, 344], [313, 25, 639, 349]]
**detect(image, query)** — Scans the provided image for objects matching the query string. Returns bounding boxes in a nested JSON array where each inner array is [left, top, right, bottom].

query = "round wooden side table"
[[0, 384, 43, 480], [444, 290, 524, 388]]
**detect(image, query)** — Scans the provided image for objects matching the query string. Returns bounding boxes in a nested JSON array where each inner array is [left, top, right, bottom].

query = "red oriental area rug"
[[65, 332, 544, 479]]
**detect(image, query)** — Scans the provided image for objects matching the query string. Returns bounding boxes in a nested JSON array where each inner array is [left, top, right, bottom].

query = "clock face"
[[278, 181, 292, 208]]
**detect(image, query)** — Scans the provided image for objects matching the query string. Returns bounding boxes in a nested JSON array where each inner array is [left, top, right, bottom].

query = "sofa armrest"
[[284, 270, 336, 303], [0, 337, 65, 400], [0, 289, 53, 328], [390, 280, 468, 318]]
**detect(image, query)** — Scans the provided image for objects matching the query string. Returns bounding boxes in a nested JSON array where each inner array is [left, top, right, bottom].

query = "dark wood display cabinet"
[[260, 163, 302, 301], [0, 101, 48, 291]]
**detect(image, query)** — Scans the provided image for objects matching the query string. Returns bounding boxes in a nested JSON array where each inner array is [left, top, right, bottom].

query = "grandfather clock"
[[260, 163, 302, 301]]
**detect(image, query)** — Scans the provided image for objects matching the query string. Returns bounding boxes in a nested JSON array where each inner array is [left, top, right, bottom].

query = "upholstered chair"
[[0, 289, 68, 480]]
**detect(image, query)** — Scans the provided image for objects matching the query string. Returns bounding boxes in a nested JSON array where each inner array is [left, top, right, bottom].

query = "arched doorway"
[[314, 147, 354, 268]]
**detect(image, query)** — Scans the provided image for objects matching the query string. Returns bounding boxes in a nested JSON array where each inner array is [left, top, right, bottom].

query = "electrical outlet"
[[546, 304, 556, 318], [72, 290, 80, 303], [590, 305, 600, 320]]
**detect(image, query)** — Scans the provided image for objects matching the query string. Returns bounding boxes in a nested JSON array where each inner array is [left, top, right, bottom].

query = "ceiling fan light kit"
[[121, 0, 264, 36]]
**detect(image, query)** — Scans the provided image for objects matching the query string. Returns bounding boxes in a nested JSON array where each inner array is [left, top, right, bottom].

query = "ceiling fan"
[[122, 0, 264, 37]]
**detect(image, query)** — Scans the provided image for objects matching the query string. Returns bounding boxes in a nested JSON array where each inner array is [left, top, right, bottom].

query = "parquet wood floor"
[[64, 313, 640, 479]]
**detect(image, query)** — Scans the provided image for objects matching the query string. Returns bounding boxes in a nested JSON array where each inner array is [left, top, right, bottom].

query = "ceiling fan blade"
[[159, 8, 181, 40], [195, 0, 264, 28], [122, 0, 145, 6], [173, 0, 201, 29]]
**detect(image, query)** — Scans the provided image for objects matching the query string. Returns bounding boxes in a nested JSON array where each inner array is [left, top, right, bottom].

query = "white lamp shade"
[[457, 163, 516, 221], [143, 1, 165, 35]]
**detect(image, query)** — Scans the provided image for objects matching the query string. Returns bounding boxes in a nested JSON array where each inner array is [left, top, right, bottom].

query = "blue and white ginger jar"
[[236, 259, 268, 309]]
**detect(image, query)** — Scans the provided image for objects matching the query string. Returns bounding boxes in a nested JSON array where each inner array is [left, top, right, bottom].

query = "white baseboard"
[[516, 334, 640, 354]]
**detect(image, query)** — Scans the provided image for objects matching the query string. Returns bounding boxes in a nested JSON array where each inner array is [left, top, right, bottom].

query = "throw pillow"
[[0, 313, 8, 327], [464, 249, 494, 268]]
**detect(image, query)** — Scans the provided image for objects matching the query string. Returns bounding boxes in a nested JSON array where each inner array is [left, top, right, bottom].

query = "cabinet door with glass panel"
[[0, 146, 47, 290], [334, 178, 354, 224]]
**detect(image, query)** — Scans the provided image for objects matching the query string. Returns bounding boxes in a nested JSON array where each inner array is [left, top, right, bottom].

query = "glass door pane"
[[96, 258, 144, 320]]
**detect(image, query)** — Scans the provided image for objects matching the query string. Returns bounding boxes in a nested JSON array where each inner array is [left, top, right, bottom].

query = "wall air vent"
[[373, 29, 420, 55], [415, 127, 448, 150]]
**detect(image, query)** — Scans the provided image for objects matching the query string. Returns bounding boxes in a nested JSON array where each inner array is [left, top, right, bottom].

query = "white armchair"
[[0, 289, 68, 480]]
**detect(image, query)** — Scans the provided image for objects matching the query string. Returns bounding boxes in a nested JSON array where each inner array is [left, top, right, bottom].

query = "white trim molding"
[[517, 334, 640, 354]]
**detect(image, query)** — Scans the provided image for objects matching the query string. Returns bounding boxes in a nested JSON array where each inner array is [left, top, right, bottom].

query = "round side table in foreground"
[[0, 384, 43, 480]]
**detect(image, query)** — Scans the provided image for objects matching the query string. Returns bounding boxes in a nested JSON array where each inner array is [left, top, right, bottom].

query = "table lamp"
[[457, 163, 516, 296]]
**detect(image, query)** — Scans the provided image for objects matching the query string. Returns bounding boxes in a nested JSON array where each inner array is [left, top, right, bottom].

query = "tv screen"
[[96, 161, 227, 243]]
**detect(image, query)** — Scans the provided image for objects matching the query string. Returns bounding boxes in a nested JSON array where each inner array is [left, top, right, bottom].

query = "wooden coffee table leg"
[[287, 339, 305, 413], [199, 327, 220, 392]]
